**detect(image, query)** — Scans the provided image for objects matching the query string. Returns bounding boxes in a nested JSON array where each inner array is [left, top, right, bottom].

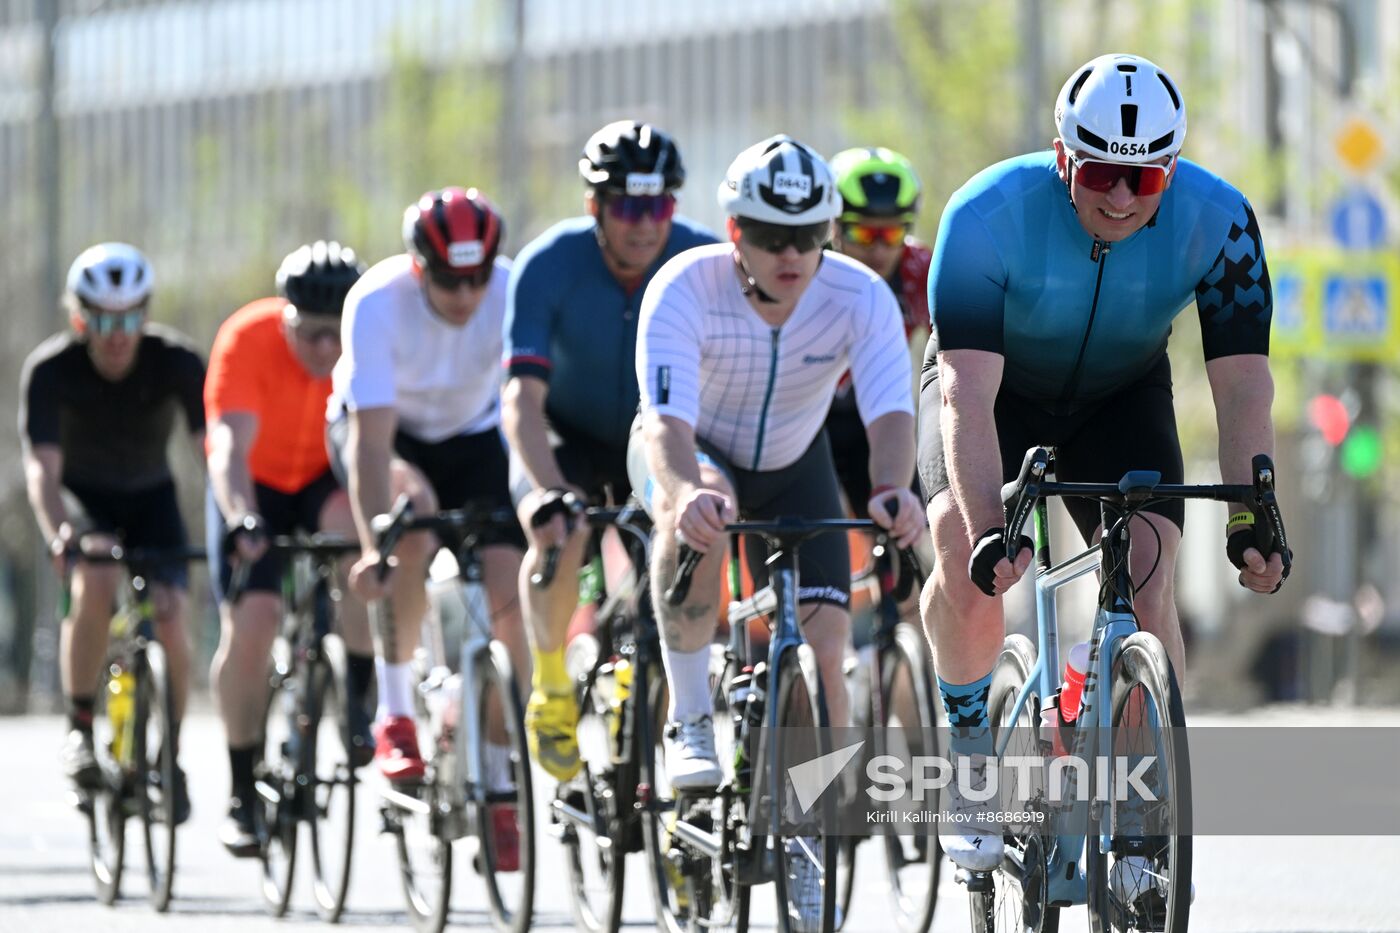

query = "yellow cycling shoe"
[[525, 688, 581, 781]]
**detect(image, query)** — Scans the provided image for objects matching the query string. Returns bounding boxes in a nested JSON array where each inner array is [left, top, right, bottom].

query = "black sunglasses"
[[736, 218, 830, 254], [427, 264, 493, 290]]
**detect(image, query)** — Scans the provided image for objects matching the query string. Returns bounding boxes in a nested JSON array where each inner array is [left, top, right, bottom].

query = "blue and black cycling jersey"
[[928, 152, 1272, 412], [504, 215, 717, 450]]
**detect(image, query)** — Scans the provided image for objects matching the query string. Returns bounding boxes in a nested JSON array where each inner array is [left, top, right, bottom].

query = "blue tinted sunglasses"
[[82, 305, 146, 336]]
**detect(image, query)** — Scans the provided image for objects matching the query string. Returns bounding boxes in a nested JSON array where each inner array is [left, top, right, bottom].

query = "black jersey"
[[19, 324, 206, 492]]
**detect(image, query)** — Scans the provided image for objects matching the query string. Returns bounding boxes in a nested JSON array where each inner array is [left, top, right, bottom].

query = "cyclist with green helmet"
[[827, 147, 931, 515]]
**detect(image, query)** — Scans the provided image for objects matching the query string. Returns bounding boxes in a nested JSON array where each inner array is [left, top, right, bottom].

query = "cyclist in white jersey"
[[326, 188, 528, 859], [630, 136, 924, 781]]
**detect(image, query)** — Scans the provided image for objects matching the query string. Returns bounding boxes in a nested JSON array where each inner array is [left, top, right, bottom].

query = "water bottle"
[[610, 658, 632, 763], [107, 662, 135, 763], [1059, 642, 1091, 723]]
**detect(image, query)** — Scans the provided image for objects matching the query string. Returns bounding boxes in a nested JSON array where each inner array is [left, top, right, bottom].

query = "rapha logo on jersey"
[[1106, 137, 1150, 158], [802, 353, 837, 365], [626, 172, 665, 196], [447, 240, 485, 268], [771, 171, 813, 202]]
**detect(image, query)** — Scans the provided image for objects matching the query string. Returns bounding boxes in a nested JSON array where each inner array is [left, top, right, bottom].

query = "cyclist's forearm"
[[1208, 355, 1275, 498], [347, 433, 394, 550], [501, 379, 565, 490], [644, 413, 703, 506], [865, 410, 916, 491], [942, 398, 1004, 540], [24, 455, 69, 543], [207, 441, 258, 523]]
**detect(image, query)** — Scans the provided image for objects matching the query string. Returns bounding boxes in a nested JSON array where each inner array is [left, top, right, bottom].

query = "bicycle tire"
[[559, 633, 628, 933], [1086, 632, 1191, 933], [392, 736, 452, 933], [258, 636, 300, 917], [876, 624, 944, 933], [473, 639, 536, 933], [308, 631, 357, 922], [639, 659, 691, 933], [137, 640, 178, 912], [980, 633, 1059, 933], [87, 660, 127, 905], [771, 643, 837, 933]]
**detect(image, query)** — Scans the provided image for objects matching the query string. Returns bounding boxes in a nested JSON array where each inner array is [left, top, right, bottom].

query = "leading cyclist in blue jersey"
[[916, 53, 1288, 873], [502, 121, 717, 781]]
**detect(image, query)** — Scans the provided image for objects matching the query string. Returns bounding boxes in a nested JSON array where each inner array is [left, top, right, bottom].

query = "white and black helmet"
[[1055, 53, 1186, 163], [65, 242, 154, 311], [717, 135, 842, 225]]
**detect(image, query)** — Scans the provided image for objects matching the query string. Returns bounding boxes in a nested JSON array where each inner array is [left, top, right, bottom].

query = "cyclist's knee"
[[390, 459, 439, 514], [227, 593, 281, 644]]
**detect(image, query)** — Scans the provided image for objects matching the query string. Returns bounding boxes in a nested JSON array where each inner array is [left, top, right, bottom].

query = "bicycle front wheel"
[[87, 661, 127, 905], [136, 640, 178, 912], [469, 640, 535, 933], [979, 633, 1058, 933], [308, 633, 357, 922], [772, 643, 837, 933], [1086, 632, 1191, 933], [257, 638, 299, 917]]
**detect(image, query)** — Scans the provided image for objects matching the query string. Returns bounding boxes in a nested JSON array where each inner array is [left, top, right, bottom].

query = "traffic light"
[[1308, 393, 1350, 446], [1340, 424, 1383, 478]]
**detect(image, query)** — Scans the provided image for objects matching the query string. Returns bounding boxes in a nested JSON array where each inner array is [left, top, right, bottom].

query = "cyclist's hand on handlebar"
[[1227, 524, 1289, 594], [227, 513, 269, 563], [869, 486, 925, 550], [524, 485, 584, 550], [348, 550, 394, 601], [675, 487, 735, 553], [968, 526, 1033, 597]]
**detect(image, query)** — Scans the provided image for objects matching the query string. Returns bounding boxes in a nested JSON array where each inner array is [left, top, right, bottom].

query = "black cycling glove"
[[1225, 512, 1291, 594], [968, 526, 1033, 597]]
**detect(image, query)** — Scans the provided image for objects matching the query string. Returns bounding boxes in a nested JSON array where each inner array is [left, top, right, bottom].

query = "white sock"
[[376, 660, 416, 720], [660, 645, 712, 721], [485, 742, 513, 792]]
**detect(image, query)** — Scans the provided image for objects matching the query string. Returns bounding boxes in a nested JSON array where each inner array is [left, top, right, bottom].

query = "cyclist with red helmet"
[[327, 188, 528, 854]]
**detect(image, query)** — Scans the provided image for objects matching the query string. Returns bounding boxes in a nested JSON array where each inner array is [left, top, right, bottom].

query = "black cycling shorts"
[[917, 353, 1185, 542], [823, 401, 922, 519], [326, 418, 526, 549], [64, 479, 190, 588], [508, 421, 631, 507], [206, 469, 342, 602], [626, 420, 852, 609]]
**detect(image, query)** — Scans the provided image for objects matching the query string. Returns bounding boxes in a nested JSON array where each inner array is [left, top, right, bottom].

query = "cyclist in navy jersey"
[[502, 120, 716, 781], [917, 54, 1288, 873]]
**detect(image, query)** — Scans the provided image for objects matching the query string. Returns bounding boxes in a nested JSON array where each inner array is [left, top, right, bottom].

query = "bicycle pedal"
[[954, 867, 995, 893]]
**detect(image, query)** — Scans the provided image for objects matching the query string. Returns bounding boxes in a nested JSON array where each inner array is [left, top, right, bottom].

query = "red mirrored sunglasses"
[[1071, 155, 1173, 196], [604, 194, 677, 223], [841, 223, 907, 247]]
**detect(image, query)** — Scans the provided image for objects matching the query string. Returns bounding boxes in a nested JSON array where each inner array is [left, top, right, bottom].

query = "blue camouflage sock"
[[937, 670, 994, 759]]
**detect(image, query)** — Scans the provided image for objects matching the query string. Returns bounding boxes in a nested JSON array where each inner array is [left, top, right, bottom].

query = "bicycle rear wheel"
[[137, 641, 178, 912], [257, 637, 299, 917], [771, 643, 837, 933], [980, 633, 1058, 933], [1086, 632, 1191, 933], [307, 631, 357, 921], [470, 640, 535, 933], [87, 663, 127, 905]]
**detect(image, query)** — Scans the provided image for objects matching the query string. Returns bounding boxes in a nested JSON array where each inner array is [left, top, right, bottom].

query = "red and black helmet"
[[402, 187, 505, 280]]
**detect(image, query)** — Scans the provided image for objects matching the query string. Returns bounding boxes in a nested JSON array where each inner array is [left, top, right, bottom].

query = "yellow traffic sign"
[[1335, 117, 1384, 173], [1269, 250, 1400, 362]]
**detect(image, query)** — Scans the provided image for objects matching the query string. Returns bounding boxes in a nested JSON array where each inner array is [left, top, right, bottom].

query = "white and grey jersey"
[[637, 243, 913, 472]]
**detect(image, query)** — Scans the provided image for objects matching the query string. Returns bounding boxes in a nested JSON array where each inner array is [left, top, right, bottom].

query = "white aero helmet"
[[65, 242, 154, 311], [1055, 53, 1186, 163], [717, 135, 841, 225]]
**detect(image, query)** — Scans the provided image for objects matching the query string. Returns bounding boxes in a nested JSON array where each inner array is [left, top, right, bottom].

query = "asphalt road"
[[2, 707, 1398, 932]]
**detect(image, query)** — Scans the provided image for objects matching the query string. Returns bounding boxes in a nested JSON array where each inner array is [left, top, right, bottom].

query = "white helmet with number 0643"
[[1055, 53, 1186, 163], [717, 135, 842, 226], [65, 242, 154, 311]]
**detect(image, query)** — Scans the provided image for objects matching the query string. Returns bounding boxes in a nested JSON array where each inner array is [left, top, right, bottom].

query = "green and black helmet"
[[830, 147, 923, 223]]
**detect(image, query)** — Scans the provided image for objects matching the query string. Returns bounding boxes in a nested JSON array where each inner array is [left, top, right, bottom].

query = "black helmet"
[[579, 120, 686, 195], [276, 241, 366, 316]]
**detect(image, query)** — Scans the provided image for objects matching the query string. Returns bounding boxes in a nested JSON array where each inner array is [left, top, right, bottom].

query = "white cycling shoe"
[[664, 712, 722, 791]]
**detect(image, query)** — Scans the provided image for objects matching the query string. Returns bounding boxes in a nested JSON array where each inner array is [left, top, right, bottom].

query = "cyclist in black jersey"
[[20, 243, 206, 821]]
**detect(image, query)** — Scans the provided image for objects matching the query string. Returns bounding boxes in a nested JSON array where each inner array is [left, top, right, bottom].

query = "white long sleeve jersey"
[[637, 243, 914, 472]]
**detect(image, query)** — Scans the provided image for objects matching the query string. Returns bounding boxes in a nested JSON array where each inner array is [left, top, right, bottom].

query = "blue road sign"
[[1273, 271, 1304, 337], [1322, 274, 1389, 340], [1330, 188, 1387, 250]]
